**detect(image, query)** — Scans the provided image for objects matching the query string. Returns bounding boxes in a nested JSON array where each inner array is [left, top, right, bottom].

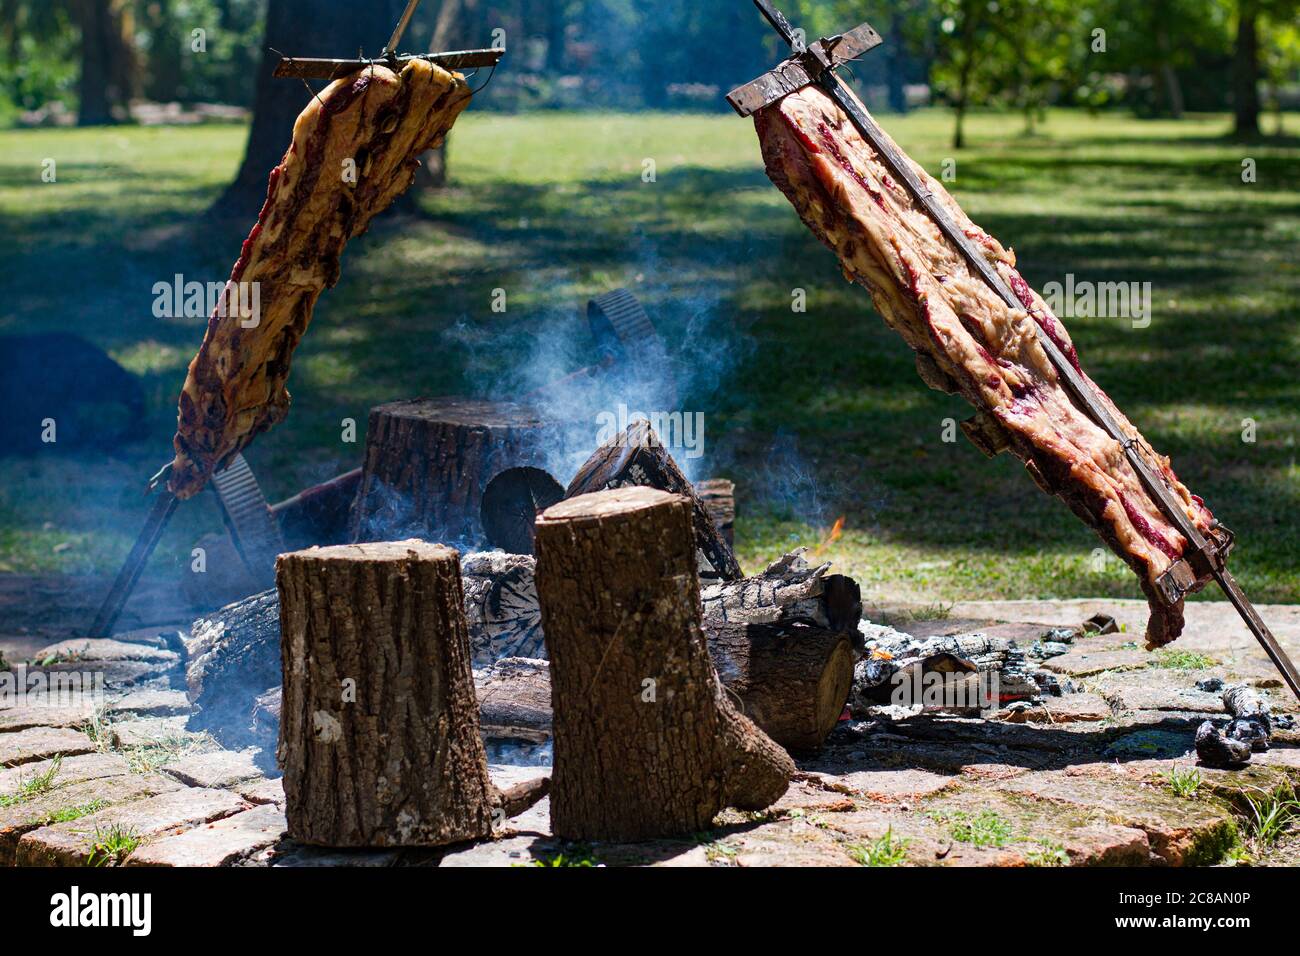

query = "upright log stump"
[[349, 398, 562, 547], [535, 487, 794, 841], [278, 540, 542, 847]]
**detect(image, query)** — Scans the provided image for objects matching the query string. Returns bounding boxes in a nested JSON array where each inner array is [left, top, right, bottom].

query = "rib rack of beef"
[[168, 59, 472, 499], [753, 86, 1216, 648]]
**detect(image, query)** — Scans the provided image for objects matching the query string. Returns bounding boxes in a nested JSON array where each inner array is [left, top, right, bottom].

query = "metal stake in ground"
[[727, 0, 1300, 702]]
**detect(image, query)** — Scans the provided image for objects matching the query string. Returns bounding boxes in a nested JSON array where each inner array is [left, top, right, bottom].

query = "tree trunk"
[[1233, 0, 1261, 138], [348, 397, 563, 548], [277, 539, 545, 846], [534, 486, 793, 841], [565, 418, 743, 581], [76, 0, 131, 125], [212, 0, 398, 219], [705, 620, 855, 751]]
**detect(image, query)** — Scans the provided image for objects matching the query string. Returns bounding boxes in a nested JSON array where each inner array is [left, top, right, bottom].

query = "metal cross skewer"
[[729, 0, 1300, 702], [272, 0, 504, 80]]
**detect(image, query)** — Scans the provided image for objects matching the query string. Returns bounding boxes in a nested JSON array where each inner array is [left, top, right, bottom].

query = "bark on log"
[[535, 486, 793, 840], [474, 657, 552, 743], [184, 590, 282, 739], [277, 540, 543, 846], [564, 419, 742, 581], [183, 552, 546, 749], [705, 621, 854, 752], [349, 398, 562, 548], [695, 478, 736, 546], [701, 549, 862, 637]]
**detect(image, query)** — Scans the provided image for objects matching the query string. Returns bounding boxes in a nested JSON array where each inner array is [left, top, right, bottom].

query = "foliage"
[[846, 827, 912, 866], [87, 823, 142, 866], [1168, 766, 1203, 798]]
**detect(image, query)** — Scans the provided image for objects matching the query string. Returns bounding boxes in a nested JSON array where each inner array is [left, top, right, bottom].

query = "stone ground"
[[2, 576, 1299, 867]]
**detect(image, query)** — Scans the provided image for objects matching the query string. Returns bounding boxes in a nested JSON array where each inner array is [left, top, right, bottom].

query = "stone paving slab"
[[1042, 644, 1149, 677], [997, 693, 1112, 724], [994, 769, 1238, 865], [0, 773, 181, 865], [109, 689, 193, 718], [31, 638, 179, 665], [0, 726, 95, 768], [0, 752, 129, 796], [1087, 669, 1231, 714], [0, 698, 98, 732], [109, 716, 195, 747], [162, 749, 262, 789], [16, 786, 249, 866], [126, 803, 286, 867], [234, 777, 284, 806], [807, 767, 958, 804], [916, 785, 1154, 866]]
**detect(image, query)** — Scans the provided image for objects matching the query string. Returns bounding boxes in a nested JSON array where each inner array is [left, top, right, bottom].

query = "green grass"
[[1168, 765, 1204, 798], [846, 827, 911, 866], [944, 809, 1015, 848], [0, 108, 1297, 605], [86, 822, 142, 866], [1153, 649, 1217, 670], [1239, 784, 1300, 847], [37, 799, 107, 825], [0, 754, 63, 807]]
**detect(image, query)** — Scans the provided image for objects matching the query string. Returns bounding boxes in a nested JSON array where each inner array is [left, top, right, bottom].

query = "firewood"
[[535, 486, 793, 840], [695, 478, 736, 546], [704, 620, 854, 751], [349, 397, 563, 548], [700, 549, 862, 636], [277, 540, 544, 847], [563, 419, 742, 581], [183, 553, 546, 749], [460, 552, 544, 664], [474, 657, 551, 743]]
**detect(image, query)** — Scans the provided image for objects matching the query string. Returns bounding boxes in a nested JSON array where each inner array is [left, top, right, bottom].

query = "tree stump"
[[348, 398, 563, 548], [704, 621, 855, 751], [534, 486, 793, 841], [277, 539, 545, 847]]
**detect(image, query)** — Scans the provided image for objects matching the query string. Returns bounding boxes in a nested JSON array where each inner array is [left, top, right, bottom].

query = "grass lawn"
[[0, 106, 1296, 608]]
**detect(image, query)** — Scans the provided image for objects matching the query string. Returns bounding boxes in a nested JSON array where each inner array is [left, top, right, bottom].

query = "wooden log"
[[564, 419, 742, 581], [348, 397, 562, 548], [535, 486, 793, 841], [695, 478, 736, 546], [277, 539, 544, 847], [184, 589, 281, 741], [704, 620, 855, 751], [461, 552, 544, 664], [700, 549, 862, 637], [474, 657, 552, 743]]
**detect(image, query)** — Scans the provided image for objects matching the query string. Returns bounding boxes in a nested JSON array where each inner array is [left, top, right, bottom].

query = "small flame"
[[813, 515, 845, 556]]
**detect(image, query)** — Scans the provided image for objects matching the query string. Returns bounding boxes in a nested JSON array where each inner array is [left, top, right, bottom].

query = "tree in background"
[[212, 0, 398, 218]]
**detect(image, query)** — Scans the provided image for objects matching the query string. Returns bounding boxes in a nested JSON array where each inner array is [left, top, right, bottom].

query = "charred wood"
[[564, 419, 742, 581]]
